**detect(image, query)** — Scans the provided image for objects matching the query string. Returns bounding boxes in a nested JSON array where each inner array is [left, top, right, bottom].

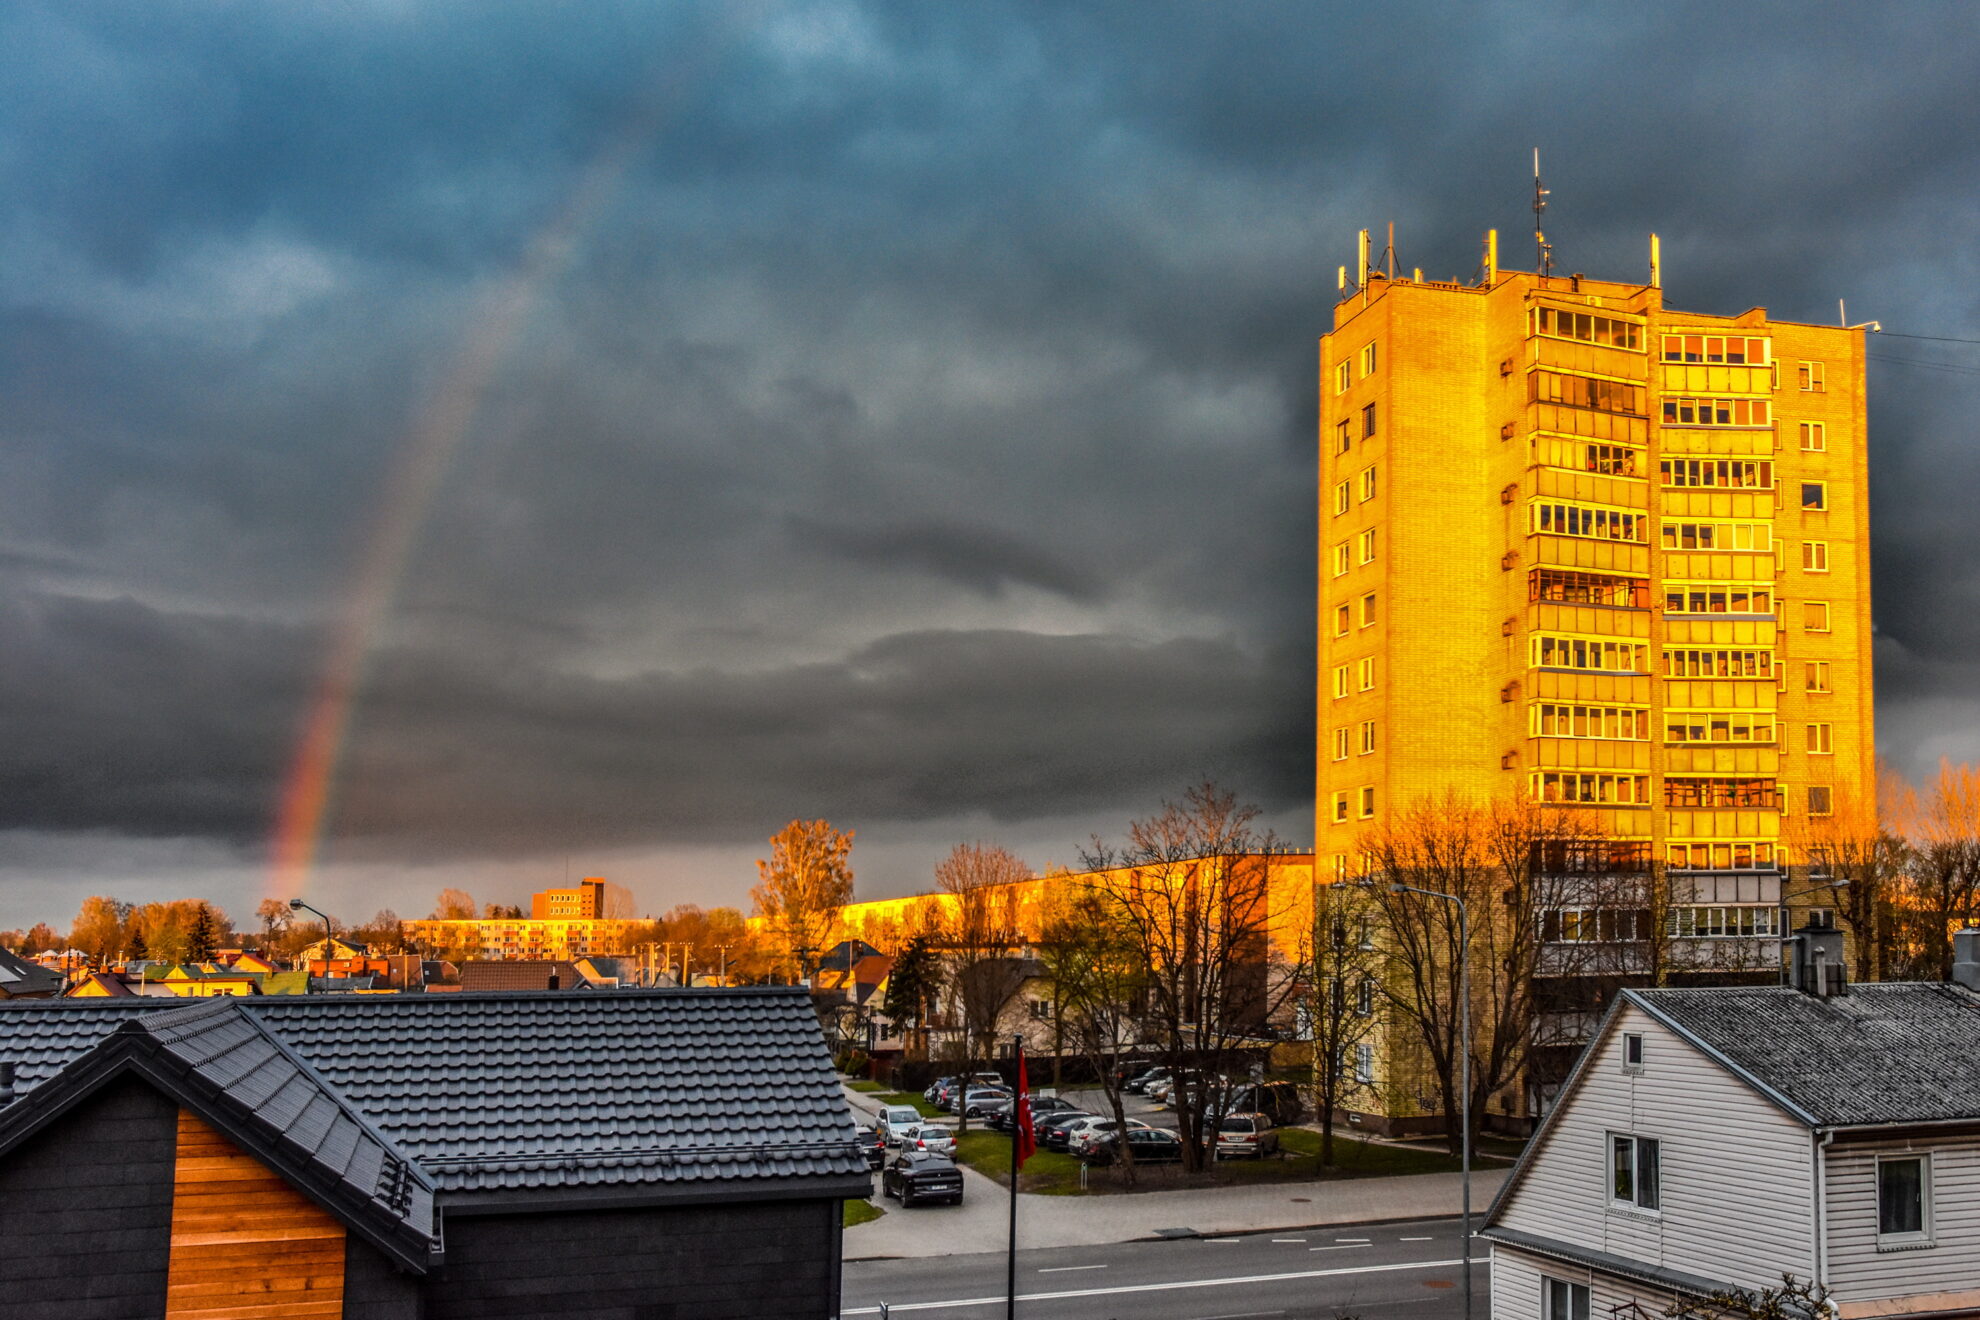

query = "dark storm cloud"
[[1, 0, 1977, 904]]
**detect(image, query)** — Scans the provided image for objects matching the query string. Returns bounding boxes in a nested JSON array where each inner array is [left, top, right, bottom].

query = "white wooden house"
[[1485, 920, 1980, 1319]]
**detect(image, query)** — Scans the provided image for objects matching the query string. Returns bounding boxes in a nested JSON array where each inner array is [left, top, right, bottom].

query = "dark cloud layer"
[[1, 1, 1976, 911]]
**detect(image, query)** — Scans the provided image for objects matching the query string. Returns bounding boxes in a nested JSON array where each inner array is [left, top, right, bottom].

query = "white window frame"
[[1334, 360, 1351, 395], [1359, 466, 1377, 502], [1622, 1032, 1645, 1072], [1334, 479, 1352, 516], [1876, 1153, 1933, 1248], [1353, 1042, 1374, 1084], [1543, 1278, 1591, 1320], [1359, 341, 1378, 376], [1608, 1131, 1661, 1212]]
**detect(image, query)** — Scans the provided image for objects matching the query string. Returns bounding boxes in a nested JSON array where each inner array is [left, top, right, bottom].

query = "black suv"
[[881, 1150, 965, 1207]]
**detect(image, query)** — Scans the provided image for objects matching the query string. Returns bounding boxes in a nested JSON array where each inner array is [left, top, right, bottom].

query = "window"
[[1534, 306, 1644, 350], [1623, 1033, 1644, 1069], [1533, 772, 1652, 804], [1807, 723, 1834, 754], [1333, 793, 1349, 824], [1659, 521, 1772, 552], [1362, 402, 1377, 438], [1359, 720, 1376, 755], [1333, 665, 1350, 699], [1808, 785, 1834, 816], [1358, 657, 1375, 691], [1798, 360, 1826, 392], [1358, 529, 1376, 563], [1663, 650, 1773, 680], [1355, 977, 1374, 1015], [1532, 635, 1647, 673], [1335, 419, 1351, 454], [1801, 421, 1827, 451], [1668, 904, 1780, 935], [1333, 542, 1352, 576], [1359, 785, 1375, 818], [1532, 370, 1647, 416], [1663, 584, 1773, 616], [1659, 458, 1773, 489], [1334, 360, 1351, 395], [1805, 661, 1831, 693], [1610, 1133, 1661, 1211], [1359, 341, 1378, 376], [1332, 727, 1350, 762], [1805, 601, 1831, 632], [1803, 541, 1830, 572], [1530, 704, 1651, 741], [1353, 1043, 1374, 1084], [1879, 1155, 1930, 1243], [1334, 479, 1351, 516], [1663, 777, 1778, 808], [1802, 482, 1828, 511], [1359, 466, 1377, 501], [1335, 603, 1351, 636], [1544, 1278, 1592, 1320], [1529, 569, 1649, 609], [1532, 501, 1646, 543], [1661, 396, 1771, 427], [1658, 332, 1767, 365], [1663, 712, 1776, 746], [1359, 592, 1377, 627]]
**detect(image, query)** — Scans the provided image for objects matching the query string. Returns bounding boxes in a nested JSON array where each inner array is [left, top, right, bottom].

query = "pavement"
[[840, 1082, 1509, 1262]]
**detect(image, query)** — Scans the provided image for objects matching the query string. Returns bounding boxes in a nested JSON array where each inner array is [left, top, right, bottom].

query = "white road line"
[[1399, 1235, 1434, 1241], [1334, 1237, 1371, 1242], [1268, 1238, 1306, 1243], [837, 1257, 1464, 1314], [1197, 1311, 1287, 1319], [1308, 1244, 1368, 1252], [1037, 1264, 1106, 1273], [1204, 1237, 1240, 1243]]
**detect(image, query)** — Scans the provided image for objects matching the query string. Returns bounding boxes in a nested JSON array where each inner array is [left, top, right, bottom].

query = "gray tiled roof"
[[457, 960, 584, 992], [1630, 982, 1980, 1127], [0, 988, 865, 1202], [0, 949, 63, 997]]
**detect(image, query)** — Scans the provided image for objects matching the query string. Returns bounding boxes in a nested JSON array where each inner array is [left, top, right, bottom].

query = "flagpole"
[[1007, 1034, 1022, 1320]]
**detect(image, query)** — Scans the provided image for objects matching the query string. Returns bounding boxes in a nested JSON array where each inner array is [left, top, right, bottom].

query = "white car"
[[1064, 1116, 1151, 1157], [893, 1121, 957, 1157], [876, 1103, 924, 1147]]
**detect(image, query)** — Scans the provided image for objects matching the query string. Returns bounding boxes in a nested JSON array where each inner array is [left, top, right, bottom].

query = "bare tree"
[[1081, 782, 1300, 1173], [1038, 885, 1148, 1176], [1664, 1274, 1833, 1319], [1785, 766, 1907, 982], [430, 888, 478, 920], [1310, 879, 1384, 1164], [750, 819, 855, 981], [1888, 761, 1980, 980], [934, 843, 1031, 1131]]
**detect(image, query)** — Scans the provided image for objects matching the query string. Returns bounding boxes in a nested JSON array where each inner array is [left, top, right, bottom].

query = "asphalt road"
[[841, 1215, 1481, 1319]]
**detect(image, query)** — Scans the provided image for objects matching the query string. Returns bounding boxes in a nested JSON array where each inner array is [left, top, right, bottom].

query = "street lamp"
[[288, 898, 336, 945], [1389, 880, 1473, 1320]]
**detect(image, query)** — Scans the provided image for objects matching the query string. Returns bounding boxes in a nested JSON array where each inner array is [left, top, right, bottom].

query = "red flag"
[[1014, 1048, 1036, 1169]]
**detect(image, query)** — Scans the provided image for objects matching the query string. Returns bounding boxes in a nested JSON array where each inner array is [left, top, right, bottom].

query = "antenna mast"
[[1532, 148, 1553, 278]]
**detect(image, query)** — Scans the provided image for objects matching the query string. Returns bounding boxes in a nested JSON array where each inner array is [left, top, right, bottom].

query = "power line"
[[1875, 331, 1980, 346], [1867, 353, 1980, 377]]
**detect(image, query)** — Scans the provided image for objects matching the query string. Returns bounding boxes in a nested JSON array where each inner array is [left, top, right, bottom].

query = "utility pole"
[[715, 945, 731, 987], [680, 943, 694, 988]]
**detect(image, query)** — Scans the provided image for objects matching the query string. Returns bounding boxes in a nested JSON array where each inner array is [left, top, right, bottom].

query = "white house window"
[[1544, 1278, 1591, 1320], [1610, 1133, 1661, 1211], [1622, 1032, 1644, 1070], [1354, 1043, 1375, 1084], [1878, 1155, 1931, 1245]]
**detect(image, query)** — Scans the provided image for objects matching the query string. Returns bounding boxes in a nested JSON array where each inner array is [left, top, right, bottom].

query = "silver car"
[[1064, 1116, 1150, 1157], [893, 1121, 957, 1157]]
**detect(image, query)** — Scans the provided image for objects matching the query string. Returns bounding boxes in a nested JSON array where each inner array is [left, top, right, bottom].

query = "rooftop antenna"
[[1532, 149, 1553, 278]]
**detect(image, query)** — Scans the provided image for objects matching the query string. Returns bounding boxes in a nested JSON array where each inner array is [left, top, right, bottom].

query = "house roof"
[[65, 971, 136, 998], [458, 960, 583, 992], [0, 948, 63, 998], [1627, 982, 1980, 1128], [0, 988, 866, 1211]]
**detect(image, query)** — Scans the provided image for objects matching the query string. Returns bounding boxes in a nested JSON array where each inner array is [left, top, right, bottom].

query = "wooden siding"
[[1489, 1243, 1680, 1319], [1493, 1002, 1815, 1291], [1824, 1134, 1980, 1307], [0, 1077, 177, 1320], [427, 1199, 841, 1320], [164, 1109, 345, 1320]]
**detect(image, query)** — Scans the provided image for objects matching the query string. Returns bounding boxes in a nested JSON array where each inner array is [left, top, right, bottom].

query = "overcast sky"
[[3, 1, 1977, 929]]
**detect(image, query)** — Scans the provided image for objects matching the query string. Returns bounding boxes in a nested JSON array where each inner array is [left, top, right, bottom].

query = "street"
[[842, 1215, 1480, 1319]]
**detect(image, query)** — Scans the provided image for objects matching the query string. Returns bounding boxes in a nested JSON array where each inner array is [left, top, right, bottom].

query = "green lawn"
[[874, 1091, 945, 1119], [846, 1080, 886, 1094], [842, 1198, 885, 1228], [949, 1131, 1091, 1195]]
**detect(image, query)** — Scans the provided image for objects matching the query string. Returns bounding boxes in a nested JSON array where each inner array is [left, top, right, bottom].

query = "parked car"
[[1225, 1081, 1305, 1127], [856, 1124, 887, 1170], [1123, 1067, 1170, 1096], [881, 1150, 965, 1207], [1087, 1127, 1186, 1166], [986, 1094, 1079, 1131], [934, 1073, 1004, 1111], [1065, 1117, 1151, 1158], [1152, 1070, 1207, 1109], [1035, 1110, 1097, 1151], [923, 1076, 957, 1105], [960, 1088, 1012, 1118], [876, 1103, 924, 1146], [1111, 1058, 1154, 1087], [1213, 1112, 1280, 1159], [893, 1121, 958, 1158]]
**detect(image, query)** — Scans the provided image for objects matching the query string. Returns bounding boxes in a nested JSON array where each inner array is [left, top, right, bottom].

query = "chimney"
[[0, 1061, 16, 1106], [1791, 912, 1846, 999], [547, 970, 560, 991], [1953, 928, 1980, 992]]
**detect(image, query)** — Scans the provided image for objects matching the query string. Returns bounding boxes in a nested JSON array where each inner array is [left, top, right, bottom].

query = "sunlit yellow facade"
[[1317, 253, 1873, 884]]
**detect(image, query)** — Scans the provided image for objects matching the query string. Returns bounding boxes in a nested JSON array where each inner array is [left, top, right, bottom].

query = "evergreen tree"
[[186, 903, 218, 963], [883, 932, 942, 1055], [129, 928, 149, 962]]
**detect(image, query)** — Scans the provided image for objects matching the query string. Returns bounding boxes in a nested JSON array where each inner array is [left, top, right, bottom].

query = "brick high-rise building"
[[1317, 234, 1874, 1122], [532, 878, 607, 920]]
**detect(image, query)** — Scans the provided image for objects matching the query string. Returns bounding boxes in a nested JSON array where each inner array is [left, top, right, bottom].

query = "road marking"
[[1037, 1264, 1106, 1273], [1204, 1237, 1240, 1243], [1196, 1312, 1286, 1319], [1400, 1235, 1433, 1241], [1334, 1237, 1370, 1243], [1308, 1244, 1368, 1252], [838, 1258, 1463, 1314], [1268, 1238, 1306, 1243]]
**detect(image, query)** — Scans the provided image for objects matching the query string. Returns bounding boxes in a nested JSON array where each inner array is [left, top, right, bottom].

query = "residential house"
[[0, 987, 867, 1319], [0, 950, 61, 1000], [64, 972, 137, 999], [457, 959, 589, 992], [1486, 918, 1980, 1319]]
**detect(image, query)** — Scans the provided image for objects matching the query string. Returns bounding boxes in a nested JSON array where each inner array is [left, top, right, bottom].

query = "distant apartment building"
[[532, 878, 606, 919], [401, 880, 644, 961]]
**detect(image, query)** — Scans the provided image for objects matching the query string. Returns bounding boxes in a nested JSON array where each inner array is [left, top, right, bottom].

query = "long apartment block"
[[1315, 240, 1874, 952]]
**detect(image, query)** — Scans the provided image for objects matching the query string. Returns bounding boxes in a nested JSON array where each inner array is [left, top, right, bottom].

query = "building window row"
[[1533, 501, 1645, 543], [1664, 584, 1773, 616], [1668, 904, 1779, 937], [1664, 712, 1775, 745], [1532, 370, 1647, 417], [1667, 841, 1778, 871], [1660, 521, 1772, 552], [1533, 771, 1652, 804], [1532, 635, 1647, 674], [1529, 569, 1649, 608], [1660, 333, 1769, 365], [1540, 907, 1651, 943], [1659, 458, 1772, 490], [1533, 306, 1645, 350], [1662, 396, 1771, 427], [1663, 648, 1772, 679], [1664, 777, 1777, 809], [1531, 703, 1650, 741]]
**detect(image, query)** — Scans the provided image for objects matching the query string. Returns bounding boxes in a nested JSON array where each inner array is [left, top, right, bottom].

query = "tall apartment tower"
[[1317, 237, 1873, 947]]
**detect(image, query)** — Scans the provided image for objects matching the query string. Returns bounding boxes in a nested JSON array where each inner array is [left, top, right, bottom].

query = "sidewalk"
[[839, 1083, 1507, 1261]]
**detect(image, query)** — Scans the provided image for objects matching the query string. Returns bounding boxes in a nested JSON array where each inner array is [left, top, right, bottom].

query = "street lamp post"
[[1390, 881, 1472, 1320], [288, 898, 337, 967]]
